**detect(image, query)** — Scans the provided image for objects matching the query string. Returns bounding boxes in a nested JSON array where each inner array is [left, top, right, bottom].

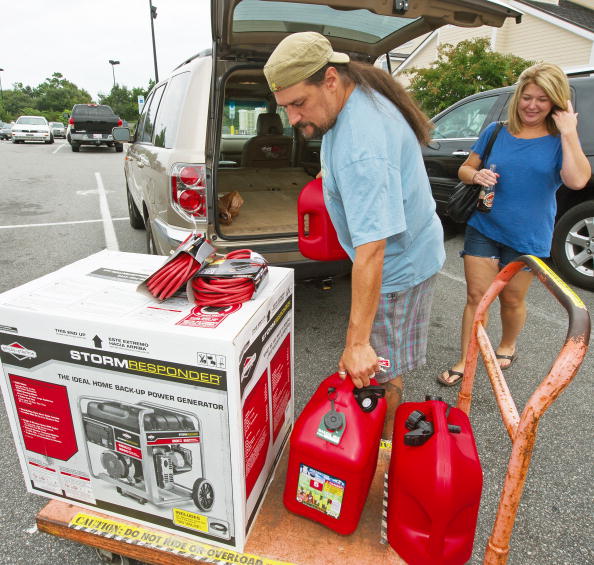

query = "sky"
[[2, 0, 212, 100]]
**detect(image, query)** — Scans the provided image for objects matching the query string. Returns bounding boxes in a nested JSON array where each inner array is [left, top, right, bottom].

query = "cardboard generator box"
[[0, 250, 294, 552]]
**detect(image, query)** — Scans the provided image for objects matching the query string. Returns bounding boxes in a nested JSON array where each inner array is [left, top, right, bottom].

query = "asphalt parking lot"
[[0, 139, 592, 565]]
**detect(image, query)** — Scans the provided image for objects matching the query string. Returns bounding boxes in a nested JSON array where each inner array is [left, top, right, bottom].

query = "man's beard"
[[296, 116, 337, 139]]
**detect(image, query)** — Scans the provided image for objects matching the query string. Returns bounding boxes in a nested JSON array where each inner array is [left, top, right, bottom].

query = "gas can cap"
[[324, 410, 344, 431]]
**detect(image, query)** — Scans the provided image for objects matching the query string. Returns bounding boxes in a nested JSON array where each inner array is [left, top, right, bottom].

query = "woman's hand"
[[473, 168, 499, 187], [552, 100, 579, 136]]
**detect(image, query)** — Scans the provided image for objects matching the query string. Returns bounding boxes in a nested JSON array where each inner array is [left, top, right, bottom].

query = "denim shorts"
[[461, 225, 529, 268]]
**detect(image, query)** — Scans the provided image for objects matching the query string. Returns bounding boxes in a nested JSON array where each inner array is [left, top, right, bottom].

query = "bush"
[[405, 38, 534, 117]]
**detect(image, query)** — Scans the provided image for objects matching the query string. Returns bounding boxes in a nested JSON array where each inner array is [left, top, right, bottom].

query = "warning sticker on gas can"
[[296, 464, 345, 518]]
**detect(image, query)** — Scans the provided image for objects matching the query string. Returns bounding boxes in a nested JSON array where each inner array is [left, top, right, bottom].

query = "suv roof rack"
[[174, 49, 212, 71]]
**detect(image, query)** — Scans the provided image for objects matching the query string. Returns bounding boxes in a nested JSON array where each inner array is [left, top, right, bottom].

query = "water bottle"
[[477, 164, 497, 213]]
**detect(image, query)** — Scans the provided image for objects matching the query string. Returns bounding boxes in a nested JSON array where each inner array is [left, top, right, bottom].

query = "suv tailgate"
[[212, 0, 522, 60]]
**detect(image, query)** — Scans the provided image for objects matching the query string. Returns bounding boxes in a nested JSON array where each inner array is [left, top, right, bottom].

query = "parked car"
[[422, 77, 594, 290], [0, 122, 12, 140], [66, 104, 123, 152], [11, 116, 53, 144], [49, 121, 66, 138], [112, 0, 520, 275]]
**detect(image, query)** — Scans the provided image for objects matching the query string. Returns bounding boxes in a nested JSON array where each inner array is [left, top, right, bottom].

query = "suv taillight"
[[68, 117, 74, 125], [171, 164, 207, 221]]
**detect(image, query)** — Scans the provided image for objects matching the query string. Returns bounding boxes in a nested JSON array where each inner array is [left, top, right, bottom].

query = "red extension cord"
[[192, 249, 257, 307], [146, 253, 202, 301]]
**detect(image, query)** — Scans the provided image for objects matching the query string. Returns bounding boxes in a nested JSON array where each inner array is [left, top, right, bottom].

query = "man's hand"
[[338, 343, 380, 388]]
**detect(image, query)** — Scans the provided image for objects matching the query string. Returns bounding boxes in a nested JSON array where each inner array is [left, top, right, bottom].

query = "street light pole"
[[108, 60, 120, 88], [149, 0, 159, 83], [0, 68, 4, 100]]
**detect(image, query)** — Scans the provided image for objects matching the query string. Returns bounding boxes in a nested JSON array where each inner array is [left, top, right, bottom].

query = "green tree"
[[2, 83, 36, 119], [98, 80, 155, 121], [405, 38, 534, 117], [34, 72, 92, 113]]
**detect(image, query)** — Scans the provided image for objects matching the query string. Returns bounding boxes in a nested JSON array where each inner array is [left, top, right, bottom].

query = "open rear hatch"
[[210, 0, 522, 240]]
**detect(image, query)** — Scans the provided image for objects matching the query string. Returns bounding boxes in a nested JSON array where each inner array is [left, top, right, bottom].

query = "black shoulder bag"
[[445, 122, 504, 223]]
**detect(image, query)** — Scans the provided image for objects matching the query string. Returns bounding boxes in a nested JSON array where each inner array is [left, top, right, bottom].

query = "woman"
[[438, 62, 591, 386]]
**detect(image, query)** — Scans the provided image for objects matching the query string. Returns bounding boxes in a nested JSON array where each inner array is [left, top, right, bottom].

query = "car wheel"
[[146, 216, 158, 255], [127, 185, 145, 230], [551, 201, 594, 291], [71, 143, 80, 152]]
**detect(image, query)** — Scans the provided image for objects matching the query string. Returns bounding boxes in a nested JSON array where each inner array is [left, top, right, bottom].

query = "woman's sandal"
[[496, 351, 518, 370], [436, 368, 464, 387]]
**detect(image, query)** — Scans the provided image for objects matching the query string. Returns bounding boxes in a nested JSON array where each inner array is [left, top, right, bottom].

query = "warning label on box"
[[270, 334, 291, 443], [9, 374, 78, 461], [243, 372, 270, 498], [177, 304, 241, 329]]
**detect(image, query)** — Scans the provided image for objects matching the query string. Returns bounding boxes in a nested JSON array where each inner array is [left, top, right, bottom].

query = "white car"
[[12, 115, 54, 144], [49, 121, 66, 138]]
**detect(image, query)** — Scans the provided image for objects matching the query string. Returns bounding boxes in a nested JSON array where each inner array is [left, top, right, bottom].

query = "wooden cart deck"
[[36, 446, 405, 565]]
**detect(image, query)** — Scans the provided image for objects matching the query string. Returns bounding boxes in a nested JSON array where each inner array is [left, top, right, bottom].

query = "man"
[[264, 32, 445, 439]]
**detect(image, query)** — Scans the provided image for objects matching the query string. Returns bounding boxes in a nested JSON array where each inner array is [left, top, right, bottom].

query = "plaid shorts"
[[370, 274, 437, 383]]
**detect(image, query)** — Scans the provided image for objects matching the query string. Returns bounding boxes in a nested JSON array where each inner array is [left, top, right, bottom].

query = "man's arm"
[[339, 239, 385, 388]]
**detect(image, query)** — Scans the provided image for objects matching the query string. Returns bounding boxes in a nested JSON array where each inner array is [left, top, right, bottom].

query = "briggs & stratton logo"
[[1, 342, 37, 361]]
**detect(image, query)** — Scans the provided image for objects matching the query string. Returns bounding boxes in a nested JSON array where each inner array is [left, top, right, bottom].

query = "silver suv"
[[114, 0, 519, 275]]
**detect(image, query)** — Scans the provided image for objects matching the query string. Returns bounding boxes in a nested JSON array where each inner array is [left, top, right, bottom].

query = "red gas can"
[[283, 373, 386, 534], [297, 178, 349, 261], [387, 399, 483, 565]]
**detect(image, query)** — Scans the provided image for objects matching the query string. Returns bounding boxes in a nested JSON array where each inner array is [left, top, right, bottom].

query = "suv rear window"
[[233, 0, 414, 43], [154, 72, 190, 148]]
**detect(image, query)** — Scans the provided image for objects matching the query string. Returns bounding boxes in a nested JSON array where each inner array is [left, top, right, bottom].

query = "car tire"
[[146, 216, 158, 255], [71, 143, 80, 152], [127, 185, 145, 230], [551, 201, 594, 291], [115, 143, 124, 153]]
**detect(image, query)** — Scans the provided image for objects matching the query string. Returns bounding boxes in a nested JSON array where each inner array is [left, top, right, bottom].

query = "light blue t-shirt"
[[468, 121, 563, 256], [321, 86, 445, 293]]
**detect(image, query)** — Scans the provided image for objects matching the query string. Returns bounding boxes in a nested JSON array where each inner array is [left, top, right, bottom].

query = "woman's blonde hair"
[[507, 62, 570, 135]]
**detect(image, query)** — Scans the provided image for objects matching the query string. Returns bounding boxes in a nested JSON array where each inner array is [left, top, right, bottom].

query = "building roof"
[[518, 0, 594, 32]]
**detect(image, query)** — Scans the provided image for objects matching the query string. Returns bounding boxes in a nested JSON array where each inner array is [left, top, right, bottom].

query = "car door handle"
[[452, 150, 469, 156]]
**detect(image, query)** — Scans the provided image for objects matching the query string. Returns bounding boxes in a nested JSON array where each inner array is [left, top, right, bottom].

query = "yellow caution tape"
[[69, 512, 295, 565]]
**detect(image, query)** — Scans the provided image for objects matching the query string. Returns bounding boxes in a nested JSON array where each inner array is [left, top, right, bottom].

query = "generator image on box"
[[80, 398, 215, 515]]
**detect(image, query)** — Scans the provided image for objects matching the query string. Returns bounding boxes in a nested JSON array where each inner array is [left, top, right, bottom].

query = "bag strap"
[[480, 121, 504, 168]]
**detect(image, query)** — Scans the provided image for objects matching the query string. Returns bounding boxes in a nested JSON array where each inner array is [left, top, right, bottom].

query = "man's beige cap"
[[264, 31, 350, 92]]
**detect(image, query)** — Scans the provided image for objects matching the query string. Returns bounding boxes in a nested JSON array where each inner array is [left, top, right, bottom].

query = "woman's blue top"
[[468, 121, 562, 256]]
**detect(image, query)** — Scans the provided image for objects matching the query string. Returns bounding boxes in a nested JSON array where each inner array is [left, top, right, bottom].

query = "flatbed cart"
[[35, 255, 589, 565]]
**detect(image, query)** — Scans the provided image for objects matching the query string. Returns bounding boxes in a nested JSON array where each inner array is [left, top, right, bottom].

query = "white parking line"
[[438, 269, 566, 327], [52, 143, 64, 154], [0, 218, 127, 229], [95, 172, 119, 251]]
